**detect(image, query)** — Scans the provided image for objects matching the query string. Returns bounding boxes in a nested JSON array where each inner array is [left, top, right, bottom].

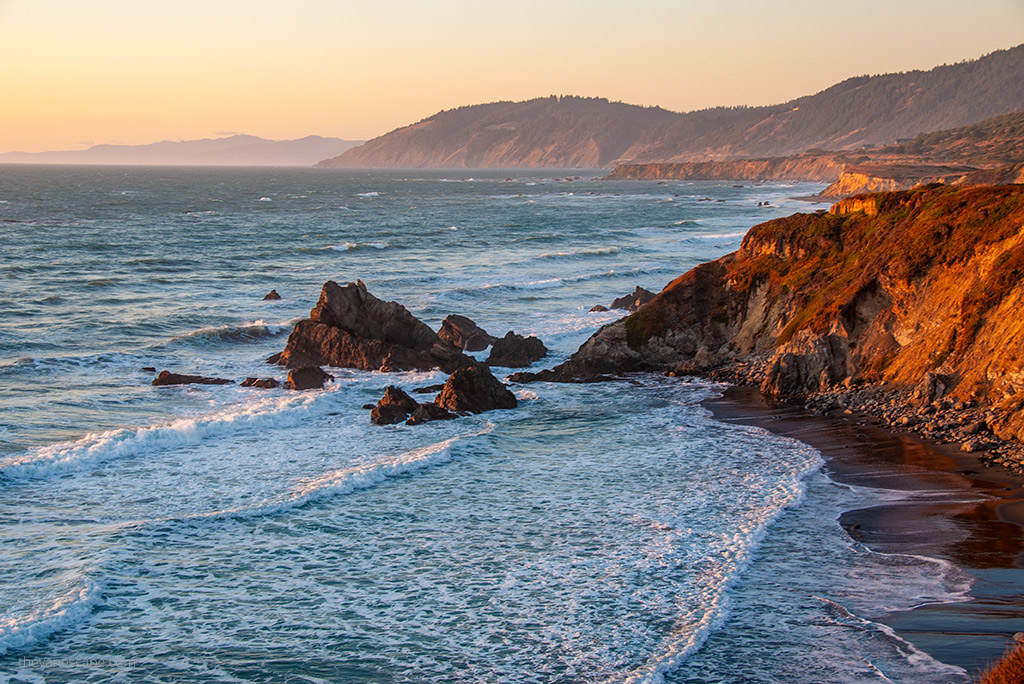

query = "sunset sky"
[[2, 0, 1022, 153]]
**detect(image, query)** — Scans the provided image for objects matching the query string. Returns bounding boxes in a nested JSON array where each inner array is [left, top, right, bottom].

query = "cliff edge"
[[521, 185, 1024, 442]]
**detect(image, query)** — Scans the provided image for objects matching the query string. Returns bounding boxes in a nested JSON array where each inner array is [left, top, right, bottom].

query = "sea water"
[[0, 167, 971, 682]]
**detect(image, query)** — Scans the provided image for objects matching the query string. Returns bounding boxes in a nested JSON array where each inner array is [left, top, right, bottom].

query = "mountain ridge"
[[318, 45, 1024, 169], [0, 134, 363, 167]]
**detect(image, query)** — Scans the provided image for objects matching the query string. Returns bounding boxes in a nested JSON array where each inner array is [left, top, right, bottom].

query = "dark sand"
[[705, 385, 1024, 677]]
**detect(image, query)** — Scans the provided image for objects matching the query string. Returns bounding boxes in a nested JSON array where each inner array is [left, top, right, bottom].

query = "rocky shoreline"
[[700, 361, 1024, 477]]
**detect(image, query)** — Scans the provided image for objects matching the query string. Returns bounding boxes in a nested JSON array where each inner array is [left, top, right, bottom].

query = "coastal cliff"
[[603, 154, 847, 183], [819, 162, 1024, 198], [521, 185, 1024, 443]]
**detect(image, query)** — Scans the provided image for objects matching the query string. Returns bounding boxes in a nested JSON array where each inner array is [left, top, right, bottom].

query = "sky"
[[1, 0, 1022, 153]]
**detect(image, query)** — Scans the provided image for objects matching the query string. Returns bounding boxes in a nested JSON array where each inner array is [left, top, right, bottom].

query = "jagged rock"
[[271, 281, 473, 373], [761, 333, 849, 399], [438, 315, 495, 352], [240, 377, 280, 389], [285, 366, 334, 390], [152, 371, 233, 386], [435, 365, 517, 414], [486, 332, 548, 368], [914, 372, 955, 406], [589, 305, 609, 312], [413, 384, 445, 394], [406, 403, 458, 425], [370, 386, 420, 425], [263, 289, 282, 300], [610, 286, 655, 312]]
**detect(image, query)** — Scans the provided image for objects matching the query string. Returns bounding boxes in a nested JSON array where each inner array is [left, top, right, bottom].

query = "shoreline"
[[704, 385, 1024, 677]]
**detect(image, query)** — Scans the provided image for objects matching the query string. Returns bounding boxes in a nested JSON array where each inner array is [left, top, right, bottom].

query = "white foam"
[[160, 319, 294, 348], [258, 197, 273, 202], [326, 242, 389, 252], [143, 423, 495, 525], [0, 578, 102, 656], [357, 191, 380, 197], [0, 390, 334, 481]]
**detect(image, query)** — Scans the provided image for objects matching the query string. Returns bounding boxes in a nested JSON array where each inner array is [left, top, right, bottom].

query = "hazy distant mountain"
[[0, 135, 363, 166], [318, 45, 1024, 168]]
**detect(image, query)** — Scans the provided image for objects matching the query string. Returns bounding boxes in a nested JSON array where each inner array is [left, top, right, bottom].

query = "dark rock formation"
[[263, 289, 282, 300], [406, 403, 458, 425], [285, 366, 334, 390], [589, 305, 609, 312], [437, 314, 496, 351], [485, 332, 548, 368], [370, 386, 420, 425], [435, 365, 517, 414], [610, 286, 655, 312], [413, 384, 445, 394], [271, 281, 473, 372], [152, 371, 233, 386], [141, 366, 156, 372], [240, 377, 280, 389]]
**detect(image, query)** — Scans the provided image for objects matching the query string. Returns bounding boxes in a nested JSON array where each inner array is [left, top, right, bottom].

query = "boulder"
[[240, 377, 281, 389], [435, 365, 517, 414], [589, 305, 609, 312], [406, 403, 458, 425], [610, 286, 655, 312], [437, 314, 496, 351], [263, 289, 282, 300], [285, 366, 334, 390], [152, 371, 233, 386], [486, 332, 548, 368], [412, 384, 445, 394], [270, 281, 473, 373]]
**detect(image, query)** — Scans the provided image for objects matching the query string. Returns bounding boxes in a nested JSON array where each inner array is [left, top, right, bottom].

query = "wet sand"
[[705, 385, 1024, 677]]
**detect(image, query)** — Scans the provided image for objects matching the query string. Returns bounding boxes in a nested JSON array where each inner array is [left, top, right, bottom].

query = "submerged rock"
[[437, 314, 496, 352], [240, 377, 281, 389], [435, 365, 517, 414], [263, 289, 282, 300], [589, 305, 609, 312], [285, 366, 334, 390], [406, 403, 458, 425], [152, 371, 233, 386], [271, 281, 473, 373], [486, 332, 548, 368]]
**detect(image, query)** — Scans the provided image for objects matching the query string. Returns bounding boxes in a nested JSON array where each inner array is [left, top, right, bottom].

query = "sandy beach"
[[706, 385, 1024, 676]]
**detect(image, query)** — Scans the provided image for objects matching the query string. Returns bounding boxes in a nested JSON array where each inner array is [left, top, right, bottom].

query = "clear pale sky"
[[2, 0, 1022, 153]]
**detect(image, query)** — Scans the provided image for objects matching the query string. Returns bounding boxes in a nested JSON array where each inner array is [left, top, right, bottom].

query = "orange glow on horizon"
[[2, 0, 1022, 153]]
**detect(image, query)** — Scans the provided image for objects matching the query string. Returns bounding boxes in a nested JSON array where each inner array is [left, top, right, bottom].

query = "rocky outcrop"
[[240, 377, 280, 389], [437, 315, 495, 351], [521, 185, 1024, 441], [610, 286, 656, 313], [263, 289, 281, 300], [486, 332, 548, 368], [435, 365, 518, 414], [370, 386, 420, 425], [270, 281, 473, 373], [152, 371, 232, 386], [285, 367, 333, 390], [818, 163, 980, 199]]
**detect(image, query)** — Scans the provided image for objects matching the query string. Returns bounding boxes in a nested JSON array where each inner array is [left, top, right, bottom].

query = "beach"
[[707, 385, 1024, 676]]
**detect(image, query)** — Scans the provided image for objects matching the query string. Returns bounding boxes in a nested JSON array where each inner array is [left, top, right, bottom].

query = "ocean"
[[0, 167, 972, 682]]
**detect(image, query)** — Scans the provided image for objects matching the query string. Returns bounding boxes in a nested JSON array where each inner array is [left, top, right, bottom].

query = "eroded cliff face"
[[532, 185, 1024, 440], [603, 155, 847, 183], [818, 163, 1024, 199]]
